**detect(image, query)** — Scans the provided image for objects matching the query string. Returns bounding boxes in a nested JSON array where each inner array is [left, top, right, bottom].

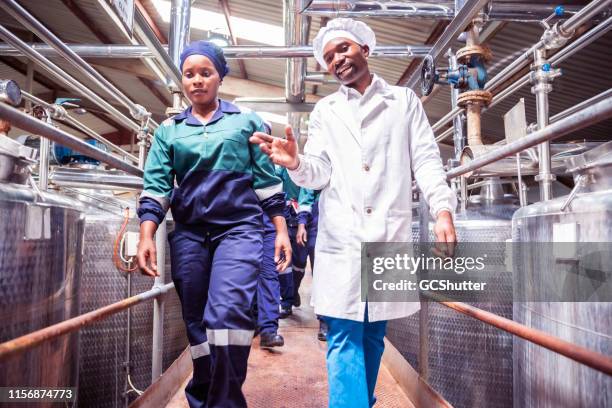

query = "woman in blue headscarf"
[[136, 41, 291, 408]]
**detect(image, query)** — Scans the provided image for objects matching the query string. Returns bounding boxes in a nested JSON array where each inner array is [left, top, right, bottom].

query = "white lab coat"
[[288, 75, 457, 322]]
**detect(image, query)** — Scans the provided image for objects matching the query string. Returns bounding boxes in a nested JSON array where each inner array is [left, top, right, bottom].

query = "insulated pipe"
[[0, 283, 174, 361], [0, 25, 142, 133], [20, 91, 139, 163], [302, 1, 590, 21], [0, 103, 143, 176], [446, 96, 612, 180], [285, 0, 308, 103], [0, 44, 432, 59], [0, 0, 150, 122]]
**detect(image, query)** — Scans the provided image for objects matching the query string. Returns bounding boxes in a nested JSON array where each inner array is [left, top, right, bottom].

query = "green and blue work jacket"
[[138, 100, 285, 234], [297, 188, 321, 225]]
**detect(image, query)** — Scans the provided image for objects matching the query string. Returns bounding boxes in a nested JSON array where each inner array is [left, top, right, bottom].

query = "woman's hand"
[[270, 215, 292, 272], [296, 223, 308, 246], [250, 125, 300, 170], [137, 220, 159, 277]]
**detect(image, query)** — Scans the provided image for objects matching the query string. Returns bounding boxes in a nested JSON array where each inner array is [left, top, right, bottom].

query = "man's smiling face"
[[322, 37, 370, 87]]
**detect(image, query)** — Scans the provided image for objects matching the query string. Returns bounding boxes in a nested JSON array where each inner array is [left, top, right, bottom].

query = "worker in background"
[[136, 41, 291, 408], [276, 165, 309, 317], [250, 18, 457, 408], [253, 122, 285, 348], [296, 188, 328, 341]]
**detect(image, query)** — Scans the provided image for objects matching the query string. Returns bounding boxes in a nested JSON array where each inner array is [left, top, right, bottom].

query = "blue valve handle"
[[555, 5, 565, 17]]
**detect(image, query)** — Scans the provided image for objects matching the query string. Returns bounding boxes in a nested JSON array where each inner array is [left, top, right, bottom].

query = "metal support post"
[[418, 193, 429, 380], [447, 49, 466, 159], [151, 218, 167, 381]]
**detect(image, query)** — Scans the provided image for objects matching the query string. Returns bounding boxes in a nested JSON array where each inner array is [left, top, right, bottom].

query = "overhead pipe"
[[134, 7, 182, 90], [21, 91, 139, 163], [485, 0, 611, 93], [166, 0, 191, 116], [0, 43, 432, 59], [0, 103, 143, 177], [0, 25, 142, 134], [0, 283, 174, 361], [301, 1, 593, 21], [402, 0, 490, 89], [432, 15, 612, 135], [285, 0, 309, 103], [0, 0, 150, 122], [446, 96, 612, 180]]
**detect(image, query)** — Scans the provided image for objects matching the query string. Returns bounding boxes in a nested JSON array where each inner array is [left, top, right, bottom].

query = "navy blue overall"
[[138, 101, 284, 408]]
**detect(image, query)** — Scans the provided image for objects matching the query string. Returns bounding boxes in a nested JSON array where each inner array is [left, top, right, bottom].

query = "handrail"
[[425, 294, 612, 376], [0, 283, 174, 361]]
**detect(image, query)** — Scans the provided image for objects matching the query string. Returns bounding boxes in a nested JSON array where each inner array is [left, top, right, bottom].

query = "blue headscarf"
[[179, 40, 230, 79]]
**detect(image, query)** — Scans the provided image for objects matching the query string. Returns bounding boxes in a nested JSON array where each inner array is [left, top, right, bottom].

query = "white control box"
[[124, 231, 140, 257]]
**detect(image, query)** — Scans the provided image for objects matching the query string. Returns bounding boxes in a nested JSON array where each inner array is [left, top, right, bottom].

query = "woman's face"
[[182, 55, 221, 106]]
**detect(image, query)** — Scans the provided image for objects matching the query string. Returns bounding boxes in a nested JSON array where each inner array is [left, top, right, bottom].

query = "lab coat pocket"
[[386, 208, 413, 242]]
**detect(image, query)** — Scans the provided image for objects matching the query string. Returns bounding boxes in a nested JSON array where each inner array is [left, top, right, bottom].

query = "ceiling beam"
[[135, 0, 168, 43], [396, 21, 449, 86], [219, 0, 248, 80], [59, 0, 171, 107]]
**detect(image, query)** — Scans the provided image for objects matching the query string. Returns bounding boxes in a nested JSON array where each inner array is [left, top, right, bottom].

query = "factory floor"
[[165, 272, 414, 408]]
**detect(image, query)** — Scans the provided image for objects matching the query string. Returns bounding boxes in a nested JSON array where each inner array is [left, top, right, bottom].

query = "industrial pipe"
[[151, 219, 167, 381], [0, 25, 142, 133], [402, 0, 490, 88], [301, 1, 593, 21], [0, 283, 174, 361], [168, 0, 191, 68], [48, 168, 143, 190], [432, 15, 612, 134], [446, 96, 612, 180], [0, 43, 432, 59], [134, 7, 182, 90], [432, 298, 612, 376], [0, 0, 150, 122], [0, 103, 143, 176], [285, 0, 309, 103], [21, 91, 139, 163]]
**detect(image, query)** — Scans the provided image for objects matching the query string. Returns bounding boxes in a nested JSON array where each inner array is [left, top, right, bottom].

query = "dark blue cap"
[[179, 40, 230, 79]]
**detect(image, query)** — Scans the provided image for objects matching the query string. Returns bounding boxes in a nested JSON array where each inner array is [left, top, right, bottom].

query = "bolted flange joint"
[[457, 90, 492, 107]]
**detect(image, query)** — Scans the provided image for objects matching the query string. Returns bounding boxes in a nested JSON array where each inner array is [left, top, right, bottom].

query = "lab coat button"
[[363, 164, 370, 171], [365, 207, 372, 214]]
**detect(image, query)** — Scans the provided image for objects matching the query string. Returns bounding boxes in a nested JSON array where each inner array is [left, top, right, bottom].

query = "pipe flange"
[[456, 45, 492, 63], [457, 90, 492, 107]]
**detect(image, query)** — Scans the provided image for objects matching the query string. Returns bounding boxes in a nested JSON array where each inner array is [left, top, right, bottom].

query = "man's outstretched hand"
[[250, 125, 300, 170]]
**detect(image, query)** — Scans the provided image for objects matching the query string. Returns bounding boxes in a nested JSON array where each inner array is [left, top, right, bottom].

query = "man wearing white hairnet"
[[251, 18, 457, 407]]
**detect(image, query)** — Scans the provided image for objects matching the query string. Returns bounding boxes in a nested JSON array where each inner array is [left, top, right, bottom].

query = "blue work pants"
[[256, 214, 280, 334], [322, 309, 387, 408], [169, 226, 260, 408]]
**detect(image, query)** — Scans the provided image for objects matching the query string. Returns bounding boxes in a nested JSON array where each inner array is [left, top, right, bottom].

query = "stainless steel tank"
[[387, 180, 518, 408], [512, 142, 612, 408], [0, 182, 85, 398], [73, 194, 186, 408]]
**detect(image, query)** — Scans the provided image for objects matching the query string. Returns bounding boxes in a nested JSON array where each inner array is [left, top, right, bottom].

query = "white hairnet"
[[312, 18, 376, 67]]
